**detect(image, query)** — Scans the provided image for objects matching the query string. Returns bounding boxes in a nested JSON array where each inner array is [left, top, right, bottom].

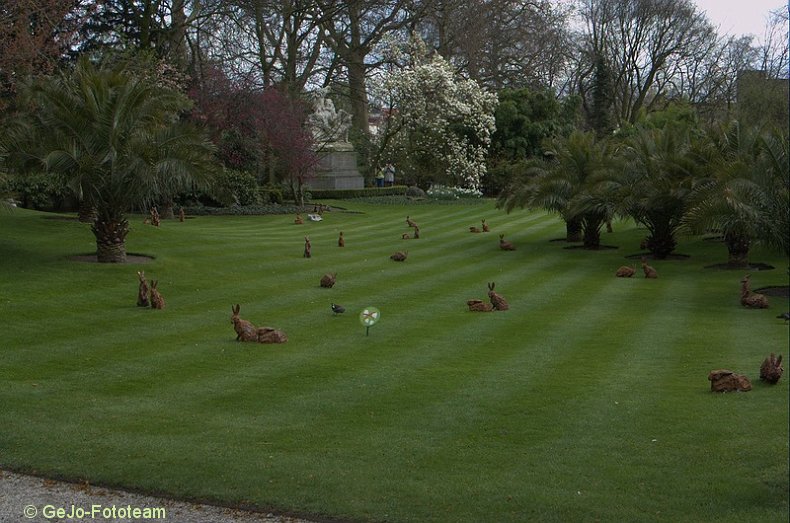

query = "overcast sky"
[[692, 0, 788, 38]]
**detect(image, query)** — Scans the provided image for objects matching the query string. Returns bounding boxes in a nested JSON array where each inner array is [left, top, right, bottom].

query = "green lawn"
[[1, 201, 788, 522]]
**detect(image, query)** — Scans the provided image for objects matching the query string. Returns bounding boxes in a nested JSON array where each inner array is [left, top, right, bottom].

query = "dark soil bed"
[[563, 244, 619, 250], [754, 286, 789, 298], [704, 262, 775, 271], [625, 252, 691, 260], [68, 253, 154, 264]]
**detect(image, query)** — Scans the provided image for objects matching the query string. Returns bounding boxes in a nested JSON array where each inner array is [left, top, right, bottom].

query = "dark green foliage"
[[484, 160, 531, 197], [310, 186, 408, 200], [183, 203, 303, 216], [209, 169, 261, 207], [491, 88, 580, 161], [217, 129, 260, 172], [589, 55, 614, 137], [405, 185, 427, 198], [7, 173, 70, 210], [259, 184, 284, 204], [736, 70, 790, 132]]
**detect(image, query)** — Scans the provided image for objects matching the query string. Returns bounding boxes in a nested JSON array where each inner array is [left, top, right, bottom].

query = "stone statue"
[[308, 88, 352, 143]]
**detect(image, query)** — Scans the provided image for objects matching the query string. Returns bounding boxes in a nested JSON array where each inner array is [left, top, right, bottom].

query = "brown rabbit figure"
[[641, 257, 658, 278], [760, 353, 783, 384], [615, 265, 636, 277], [320, 273, 337, 288], [740, 274, 769, 308], [150, 206, 160, 227], [304, 236, 312, 258], [488, 282, 509, 311], [406, 215, 418, 228], [257, 327, 288, 343], [390, 250, 408, 261], [295, 214, 304, 225], [482, 219, 490, 232], [413, 226, 420, 239], [401, 233, 411, 240], [499, 234, 516, 251], [149, 280, 165, 309], [338, 231, 345, 247], [178, 207, 185, 222], [469, 226, 481, 233], [136, 271, 150, 307], [467, 299, 493, 312], [231, 304, 258, 341]]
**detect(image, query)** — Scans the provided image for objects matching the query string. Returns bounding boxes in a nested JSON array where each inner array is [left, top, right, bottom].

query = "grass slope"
[[1, 201, 788, 522]]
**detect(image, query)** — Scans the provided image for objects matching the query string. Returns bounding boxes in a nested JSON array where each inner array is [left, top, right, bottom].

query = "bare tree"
[[418, 0, 574, 91], [318, 0, 423, 135], [757, 7, 789, 80], [189, 1, 333, 94], [0, 0, 88, 111], [576, 0, 717, 125]]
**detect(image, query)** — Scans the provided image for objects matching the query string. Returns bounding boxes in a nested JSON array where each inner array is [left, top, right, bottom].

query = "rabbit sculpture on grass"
[[136, 271, 149, 307], [740, 274, 769, 309], [230, 304, 288, 344], [488, 282, 509, 311], [149, 280, 165, 309]]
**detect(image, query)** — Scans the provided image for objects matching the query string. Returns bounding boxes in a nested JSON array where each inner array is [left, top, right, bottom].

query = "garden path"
[[0, 468, 319, 523]]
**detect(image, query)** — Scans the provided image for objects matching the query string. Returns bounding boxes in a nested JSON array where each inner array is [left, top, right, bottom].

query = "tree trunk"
[[646, 217, 677, 259], [77, 200, 97, 223], [161, 199, 175, 219], [92, 216, 129, 263], [347, 52, 370, 136], [725, 232, 751, 268], [646, 232, 677, 259], [565, 217, 583, 242], [582, 213, 603, 249]]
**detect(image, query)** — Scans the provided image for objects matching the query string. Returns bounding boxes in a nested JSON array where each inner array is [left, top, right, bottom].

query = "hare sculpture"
[[759, 353, 783, 384], [740, 275, 769, 308], [615, 265, 636, 278], [320, 273, 337, 288], [149, 280, 165, 309], [136, 271, 149, 307], [499, 234, 515, 251], [230, 304, 288, 343], [641, 257, 658, 279], [488, 282, 509, 311]]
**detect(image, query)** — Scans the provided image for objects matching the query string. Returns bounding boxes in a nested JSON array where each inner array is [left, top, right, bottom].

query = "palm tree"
[[683, 122, 771, 268], [498, 130, 615, 248], [619, 124, 698, 258], [755, 130, 789, 259], [10, 58, 216, 262]]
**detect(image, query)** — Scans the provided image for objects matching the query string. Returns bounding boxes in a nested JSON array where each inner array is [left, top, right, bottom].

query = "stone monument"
[[307, 89, 364, 190]]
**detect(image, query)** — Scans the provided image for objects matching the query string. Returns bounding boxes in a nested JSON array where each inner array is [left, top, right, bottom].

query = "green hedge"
[[309, 185, 408, 200]]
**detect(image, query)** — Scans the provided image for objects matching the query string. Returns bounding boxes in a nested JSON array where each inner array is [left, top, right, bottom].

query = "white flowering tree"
[[380, 53, 498, 190]]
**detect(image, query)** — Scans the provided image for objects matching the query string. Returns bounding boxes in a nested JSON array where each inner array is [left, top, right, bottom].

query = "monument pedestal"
[[309, 143, 364, 190]]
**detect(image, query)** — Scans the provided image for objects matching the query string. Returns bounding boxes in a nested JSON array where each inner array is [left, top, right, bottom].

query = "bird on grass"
[[777, 312, 790, 322], [331, 303, 345, 315]]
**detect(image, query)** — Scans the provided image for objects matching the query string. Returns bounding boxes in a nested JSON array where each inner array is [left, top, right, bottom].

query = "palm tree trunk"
[[91, 215, 129, 263], [565, 217, 583, 242], [77, 199, 97, 223], [646, 218, 677, 259], [161, 199, 175, 219], [582, 213, 603, 249], [725, 232, 751, 268]]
